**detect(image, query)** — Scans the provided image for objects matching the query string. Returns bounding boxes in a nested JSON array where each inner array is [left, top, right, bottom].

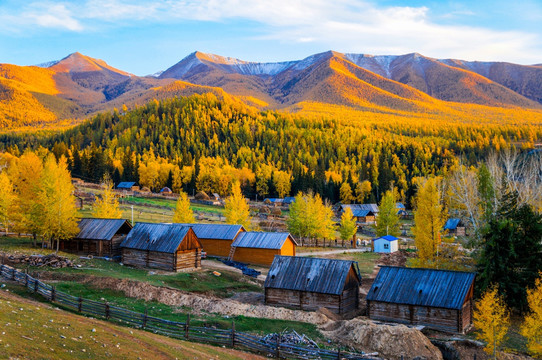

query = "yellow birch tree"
[[521, 273, 542, 357], [473, 285, 510, 358], [339, 207, 357, 242], [92, 176, 122, 219], [172, 191, 195, 223], [412, 177, 446, 267], [224, 181, 251, 229], [0, 171, 17, 235], [37, 155, 79, 251]]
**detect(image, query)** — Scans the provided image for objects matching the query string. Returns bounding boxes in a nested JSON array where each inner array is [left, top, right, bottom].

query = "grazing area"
[[0, 288, 264, 360]]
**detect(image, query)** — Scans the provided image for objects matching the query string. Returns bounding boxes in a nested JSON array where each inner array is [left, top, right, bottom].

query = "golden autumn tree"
[[355, 180, 372, 203], [224, 181, 251, 229], [375, 188, 400, 237], [172, 191, 195, 223], [340, 182, 353, 204], [92, 176, 122, 219], [37, 155, 79, 252], [521, 273, 542, 357], [339, 207, 357, 242], [412, 177, 446, 267], [12, 151, 44, 246], [273, 170, 291, 198], [0, 171, 17, 235], [474, 285, 510, 358], [287, 191, 334, 242]]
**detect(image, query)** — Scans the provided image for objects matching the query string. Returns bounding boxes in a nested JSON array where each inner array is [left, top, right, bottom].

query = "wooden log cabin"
[[265, 256, 361, 314], [367, 266, 476, 333], [231, 232, 297, 266], [176, 224, 245, 257], [120, 223, 202, 272], [61, 218, 132, 257], [444, 218, 466, 236]]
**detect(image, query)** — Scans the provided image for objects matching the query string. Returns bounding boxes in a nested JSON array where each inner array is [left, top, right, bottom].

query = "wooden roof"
[[265, 256, 360, 295], [367, 266, 476, 310], [76, 218, 132, 241], [120, 223, 200, 253], [232, 231, 297, 249], [176, 223, 245, 240]]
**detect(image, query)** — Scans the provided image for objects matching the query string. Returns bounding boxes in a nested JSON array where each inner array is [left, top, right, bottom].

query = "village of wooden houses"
[[0, 173, 540, 360]]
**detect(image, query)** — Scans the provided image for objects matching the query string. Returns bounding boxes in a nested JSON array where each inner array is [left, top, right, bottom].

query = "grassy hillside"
[[0, 289, 263, 359]]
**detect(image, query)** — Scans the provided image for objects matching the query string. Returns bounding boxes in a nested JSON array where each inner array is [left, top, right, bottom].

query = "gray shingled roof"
[[367, 266, 476, 310], [232, 231, 297, 249], [76, 218, 132, 241], [176, 223, 244, 240], [265, 256, 360, 295], [120, 223, 197, 253], [341, 204, 379, 213]]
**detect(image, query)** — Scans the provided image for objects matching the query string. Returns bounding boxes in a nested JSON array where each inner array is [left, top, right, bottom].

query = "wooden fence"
[[0, 264, 379, 360]]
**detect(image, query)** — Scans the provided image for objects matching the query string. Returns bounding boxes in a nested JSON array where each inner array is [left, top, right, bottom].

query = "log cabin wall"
[[368, 301, 462, 332], [198, 239, 232, 257], [233, 248, 279, 266]]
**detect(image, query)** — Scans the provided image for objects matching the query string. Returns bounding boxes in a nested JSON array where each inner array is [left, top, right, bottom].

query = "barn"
[[120, 223, 202, 272], [372, 235, 399, 253], [367, 266, 476, 333], [176, 224, 245, 257], [444, 218, 466, 236], [231, 232, 297, 266], [61, 218, 132, 257], [265, 256, 361, 314]]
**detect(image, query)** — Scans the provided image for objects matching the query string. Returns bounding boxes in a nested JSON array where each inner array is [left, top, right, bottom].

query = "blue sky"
[[0, 0, 541, 75]]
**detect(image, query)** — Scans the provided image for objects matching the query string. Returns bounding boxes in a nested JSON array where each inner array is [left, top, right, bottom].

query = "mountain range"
[[1, 50, 542, 129]]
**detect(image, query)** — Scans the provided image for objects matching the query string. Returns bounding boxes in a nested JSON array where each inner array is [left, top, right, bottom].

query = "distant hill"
[[1, 50, 542, 130]]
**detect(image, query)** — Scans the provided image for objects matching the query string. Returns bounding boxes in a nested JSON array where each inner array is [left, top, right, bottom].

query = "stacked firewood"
[[260, 329, 319, 348], [2, 254, 74, 268]]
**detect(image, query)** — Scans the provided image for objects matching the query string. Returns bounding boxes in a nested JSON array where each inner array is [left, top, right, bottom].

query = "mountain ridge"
[[2, 50, 542, 129]]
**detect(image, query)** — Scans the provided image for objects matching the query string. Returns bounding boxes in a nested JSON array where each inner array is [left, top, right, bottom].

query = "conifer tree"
[[0, 171, 16, 235], [412, 177, 446, 267], [172, 191, 195, 223], [224, 181, 251, 229], [375, 189, 400, 237], [339, 207, 357, 242], [92, 176, 122, 219], [473, 285, 510, 358]]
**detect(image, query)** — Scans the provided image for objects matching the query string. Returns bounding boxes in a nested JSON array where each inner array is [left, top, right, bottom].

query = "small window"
[[384, 243, 389, 249]]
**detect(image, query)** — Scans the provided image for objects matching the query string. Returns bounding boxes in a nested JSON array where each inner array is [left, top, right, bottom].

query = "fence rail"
[[0, 264, 379, 360]]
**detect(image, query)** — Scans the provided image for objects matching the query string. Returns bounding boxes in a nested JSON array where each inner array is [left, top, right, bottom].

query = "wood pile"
[[260, 329, 319, 348], [2, 254, 74, 268]]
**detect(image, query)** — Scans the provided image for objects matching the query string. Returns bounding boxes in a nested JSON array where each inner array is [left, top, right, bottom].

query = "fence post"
[[231, 321, 235, 348], [185, 313, 190, 340], [78, 297, 83, 312], [275, 334, 280, 359], [337, 348, 341, 360], [51, 286, 56, 302], [11, 267, 16, 281], [143, 308, 148, 328], [34, 276, 39, 293], [25, 270, 29, 287], [105, 302, 110, 320]]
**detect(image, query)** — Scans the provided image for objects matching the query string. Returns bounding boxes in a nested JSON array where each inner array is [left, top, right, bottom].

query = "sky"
[[0, 0, 541, 75]]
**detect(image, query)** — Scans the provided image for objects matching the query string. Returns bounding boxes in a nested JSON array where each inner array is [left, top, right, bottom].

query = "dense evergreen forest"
[[1, 93, 539, 204]]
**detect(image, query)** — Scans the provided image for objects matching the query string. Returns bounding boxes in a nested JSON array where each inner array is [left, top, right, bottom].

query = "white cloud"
[[25, 3, 83, 31], [0, 0, 541, 64]]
